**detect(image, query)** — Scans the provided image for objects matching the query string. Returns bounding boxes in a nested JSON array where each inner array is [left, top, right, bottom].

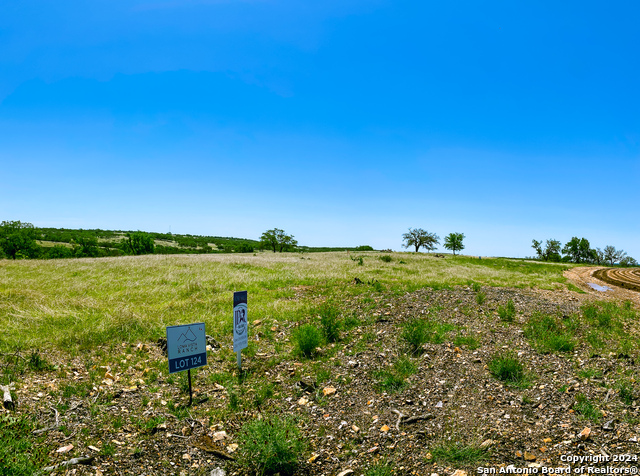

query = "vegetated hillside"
[[4, 252, 638, 475], [32, 226, 374, 257]]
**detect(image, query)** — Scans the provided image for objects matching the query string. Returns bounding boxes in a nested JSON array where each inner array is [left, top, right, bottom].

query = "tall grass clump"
[[294, 324, 322, 358], [319, 304, 340, 343], [237, 415, 306, 476], [574, 394, 601, 423], [431, 441, 488, 465], [524, 313, 576, 353], [476, 291, 486, 305], [401, 318, 455, 354], [488, 351, 530, 388], [497, 299, 516, 322], [374, 356, 417, 393]]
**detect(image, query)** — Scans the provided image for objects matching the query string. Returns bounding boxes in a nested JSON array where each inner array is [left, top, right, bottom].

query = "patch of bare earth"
[[5, 283, 640, 475]]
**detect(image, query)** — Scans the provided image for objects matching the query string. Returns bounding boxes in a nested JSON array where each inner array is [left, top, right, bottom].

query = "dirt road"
[[564, 266, 640, 307]]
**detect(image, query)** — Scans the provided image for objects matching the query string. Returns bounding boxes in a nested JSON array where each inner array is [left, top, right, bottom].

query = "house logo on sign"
[[234, 304, 247, 335]]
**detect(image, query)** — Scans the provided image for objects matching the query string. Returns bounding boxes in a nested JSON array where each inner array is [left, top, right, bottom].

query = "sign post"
[[166, 322, 207, 405], [233, 291, 248, 371]]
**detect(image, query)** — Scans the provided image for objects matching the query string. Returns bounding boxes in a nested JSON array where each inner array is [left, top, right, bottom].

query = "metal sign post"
[[233, 291, 248, 372], [166, 322, 207, 405]]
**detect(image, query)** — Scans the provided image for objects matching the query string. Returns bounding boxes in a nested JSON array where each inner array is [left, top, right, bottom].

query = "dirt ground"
[[563, 266, 640, 308], [5, 274, 640, 476]]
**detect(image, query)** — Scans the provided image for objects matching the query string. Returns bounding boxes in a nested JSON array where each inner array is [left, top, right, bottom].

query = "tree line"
[[531, 237, 637, 266], [0, 222, 374, 260]]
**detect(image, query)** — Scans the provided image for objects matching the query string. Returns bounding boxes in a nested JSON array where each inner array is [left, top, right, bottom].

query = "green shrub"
[[237, 415, 306, 476], [498, 299, 516, 322], [380, 255, 393, 263], [488, 351, 529, 387], [319, 304, 340, 343], [295, 324, 322, 358]]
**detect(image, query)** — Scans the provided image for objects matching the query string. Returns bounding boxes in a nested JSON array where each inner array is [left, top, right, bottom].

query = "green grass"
[[430, 441, 488, 465], [524, 313, 576, 353], [401, 317, 457, 354], [374, 356, 418, 393], [497, 299, 516, 322], [294, 324, 323, 358], [574, 393, 601, 423], [0, 414, 51, 475], [453, 334, 480, 350], [487, 351, 531, 388], [237, 415, 306, 476], [0, 252, 575, 352]]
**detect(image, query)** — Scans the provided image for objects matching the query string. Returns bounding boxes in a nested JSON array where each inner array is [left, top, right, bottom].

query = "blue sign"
[[166, 322, 207, 374]]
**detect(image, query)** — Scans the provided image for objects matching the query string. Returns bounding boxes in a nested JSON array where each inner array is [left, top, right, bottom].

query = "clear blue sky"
[[1, 1, 638, 258]]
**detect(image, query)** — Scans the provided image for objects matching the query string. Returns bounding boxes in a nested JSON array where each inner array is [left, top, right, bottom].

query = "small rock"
[[182, 453, 191, 460], [88, 445, 100, 452], [323, 386, 337, 396], [451, 470, 467, 476], [368, 446, 380, 454], [56, 444, 74, 453], [515, 450, 523, 458], [542, 438, 552, 444], [210, 468, 226, 476], [212, 431, 228, 441], [479, 439, 494, 449], [602, 420, 615, 431], [579, 427, 591, 441], [308, 453, 319, 463], [435, 401, 443, 408], [380, 425, 390, 433], [351, 425, 360, 433], [337, 470, 354, 476], [226, 444, 238, 453], [524, 451, 536, 461], [298, 397, 309, 405]]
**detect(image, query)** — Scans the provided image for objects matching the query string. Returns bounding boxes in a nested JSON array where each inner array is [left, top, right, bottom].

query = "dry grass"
[[0, 252, 573, 351]]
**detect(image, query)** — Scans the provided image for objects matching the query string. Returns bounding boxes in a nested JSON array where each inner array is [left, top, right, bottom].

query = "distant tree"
[[531, 239, 562, 262], [260, 228, 298, 253], [443, 232, 465, 256], [620, 256, 638, 267], [237, 242, 254, 253], [593, 247, 604, 265], [73, 236, 100, 257], [603, 245, 627, 266], [402, 228, 440, 253], [123, 232, 155, 255], [46, 245, 74, 259], [562, 237, 594, 263], [0, 220, 41, 259]]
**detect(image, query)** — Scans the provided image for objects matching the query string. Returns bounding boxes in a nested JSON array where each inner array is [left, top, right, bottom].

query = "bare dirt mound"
[[564, 266, 640, 308]]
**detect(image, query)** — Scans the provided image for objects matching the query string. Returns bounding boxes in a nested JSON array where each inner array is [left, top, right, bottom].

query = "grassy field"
[[0, 251, 573, 352]]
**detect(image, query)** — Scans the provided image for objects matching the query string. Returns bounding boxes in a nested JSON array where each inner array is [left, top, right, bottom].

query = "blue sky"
[[1, 0, 638, 258]]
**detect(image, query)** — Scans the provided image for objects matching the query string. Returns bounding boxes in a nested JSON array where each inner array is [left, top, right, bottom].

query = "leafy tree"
[[0, 221, 41, 259], [237, 242, 254, 253], [620, 256, 638, 267], [46, 245, 74, 259], [122, 232, 155, 255], [73, 236, 100, 257], [402, 228, 439, 253], [603, 245, 627, 266], [562, 237, 594, 263], [260, 228, 298, 252], [531, 239, 562, 262], [443, 232, 465, 256]]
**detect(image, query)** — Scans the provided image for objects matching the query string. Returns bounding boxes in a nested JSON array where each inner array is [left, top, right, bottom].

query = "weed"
[[374, 356, 417, 393], [0, 414, 51, 474], [237, 415, 306, 476], [319, 304, 340, 343], [524, 314, 575, 353], [498, 299, 516, 322], [453, 334, 480, 350], [102, 442, 116, 457], [488, 351, 530, 388], [476, 291, 486, 305], [471, 282, 482, 292], [342, 314, 360, 331], [28, 350, 53, 372], [574, 394, 600, 422], [618, 383, 636, 406], [379, 255, 393, 263], [431, 441, 488, 464], [253, 382, 275, 408], [294, 324, 323, 358], [577, 368, 602, 380], [401, 318, 455, 353], [365, 461, 393, 476]]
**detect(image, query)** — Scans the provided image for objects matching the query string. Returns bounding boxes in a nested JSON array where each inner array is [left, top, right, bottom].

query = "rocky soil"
[[4, 281, 640, 476]]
